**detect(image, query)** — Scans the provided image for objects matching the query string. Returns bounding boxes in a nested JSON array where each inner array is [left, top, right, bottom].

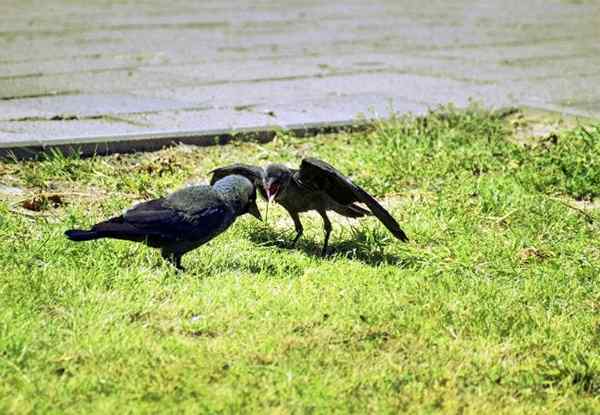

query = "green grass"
[[1, 107, 600, 413]]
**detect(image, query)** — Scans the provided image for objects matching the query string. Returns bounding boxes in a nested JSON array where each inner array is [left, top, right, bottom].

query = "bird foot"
[[163, 253, 185, 272], [290, 233, 302, 248], [288, 235, 302, 249]]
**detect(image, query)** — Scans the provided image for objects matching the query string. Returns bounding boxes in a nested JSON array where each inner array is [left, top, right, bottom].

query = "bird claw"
[[289, 232, 303, 248]]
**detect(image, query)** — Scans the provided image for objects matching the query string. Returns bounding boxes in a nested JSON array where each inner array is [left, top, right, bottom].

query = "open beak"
[[248, 201, 262, 221]]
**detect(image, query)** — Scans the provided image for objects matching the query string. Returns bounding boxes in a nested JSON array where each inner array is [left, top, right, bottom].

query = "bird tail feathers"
[[354, 188, 409, 242], [64, 229, 101, 241]]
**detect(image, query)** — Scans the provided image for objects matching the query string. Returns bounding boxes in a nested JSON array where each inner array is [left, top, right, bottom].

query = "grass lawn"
[[1, 107, 599, 414]]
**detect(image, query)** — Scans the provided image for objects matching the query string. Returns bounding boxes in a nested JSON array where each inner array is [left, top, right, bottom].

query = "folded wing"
[[89, 198, 229, 245]]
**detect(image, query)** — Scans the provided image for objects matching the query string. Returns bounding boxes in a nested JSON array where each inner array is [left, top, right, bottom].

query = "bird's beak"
[[264, 180, 279, 224], [248, 201, 262, 221], [265, 192, 277, 223], [265, 179, 280, 203]]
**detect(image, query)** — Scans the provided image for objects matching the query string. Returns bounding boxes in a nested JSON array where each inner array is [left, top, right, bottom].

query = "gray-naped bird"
[[65, 175, 262, 270], [209, 158, 408, 256]]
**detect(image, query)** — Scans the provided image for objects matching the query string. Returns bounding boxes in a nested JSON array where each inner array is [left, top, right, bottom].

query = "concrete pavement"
[[1, 0, 599, 156]]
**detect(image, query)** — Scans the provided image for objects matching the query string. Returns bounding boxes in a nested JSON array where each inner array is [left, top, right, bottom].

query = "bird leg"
[[318, 210, 332, 257], [162, 250, 185, 272], [288, 210, 304, 247], [174, 255, 184, 272]]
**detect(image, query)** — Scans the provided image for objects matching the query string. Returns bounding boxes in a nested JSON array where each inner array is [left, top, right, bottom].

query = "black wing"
[[92, 198, 229, 244], [297, 158, 408, 242], [209, 163, 267, 199]]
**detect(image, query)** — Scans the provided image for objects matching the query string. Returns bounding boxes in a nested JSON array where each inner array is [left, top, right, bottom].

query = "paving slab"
[[1, 0, 599, 157]]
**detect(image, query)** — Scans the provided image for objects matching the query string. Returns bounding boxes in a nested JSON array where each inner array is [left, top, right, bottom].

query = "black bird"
[[209, 158, 408, 256], [65, 175, 262, 270]]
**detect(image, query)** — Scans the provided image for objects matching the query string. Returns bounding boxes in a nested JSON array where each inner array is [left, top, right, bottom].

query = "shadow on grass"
[[246, 225, 414, 267]]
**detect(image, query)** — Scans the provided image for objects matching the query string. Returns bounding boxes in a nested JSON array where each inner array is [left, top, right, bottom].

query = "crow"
[[65, 175, 262, 270], [209, 158, 408, 256]]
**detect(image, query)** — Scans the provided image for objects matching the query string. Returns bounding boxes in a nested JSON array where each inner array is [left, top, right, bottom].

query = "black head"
[[212, 175, 262, 220], [264, 164, 293, 202]]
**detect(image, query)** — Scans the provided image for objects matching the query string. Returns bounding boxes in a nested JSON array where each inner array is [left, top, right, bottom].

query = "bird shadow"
[[246, 225, 411, 267]]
